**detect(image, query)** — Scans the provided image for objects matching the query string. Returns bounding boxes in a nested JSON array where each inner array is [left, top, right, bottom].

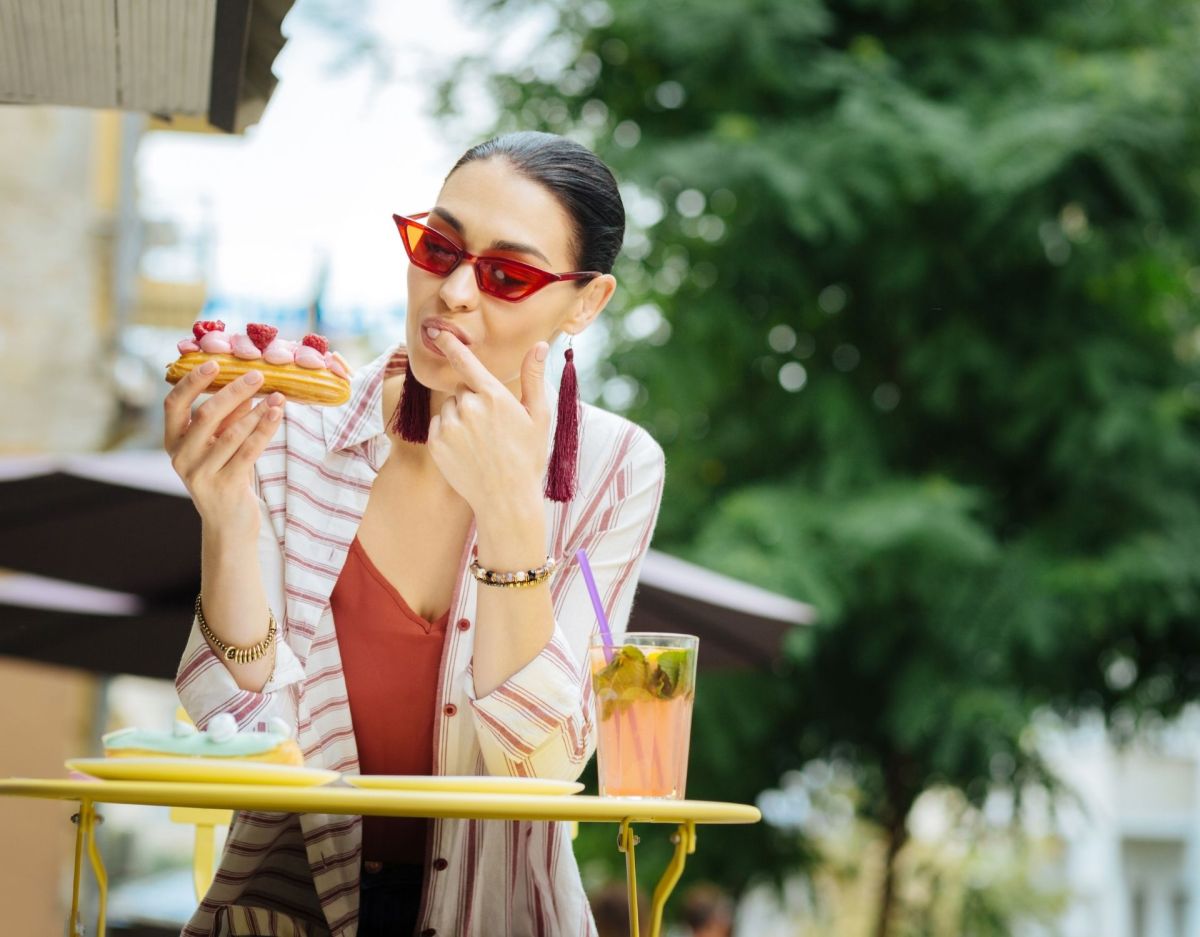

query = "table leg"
[[617, 819, 640, 937], [70, 802, 86, 937], [647, 822, 696, 937], [68, 801, 107, 937], [85, 801, 108, 937]]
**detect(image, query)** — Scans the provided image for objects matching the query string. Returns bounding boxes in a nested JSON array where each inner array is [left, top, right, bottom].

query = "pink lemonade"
[[589, 637, 698, 799]]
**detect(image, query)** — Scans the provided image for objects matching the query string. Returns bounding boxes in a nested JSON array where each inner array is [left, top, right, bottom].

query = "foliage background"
[[440, 0, 1200, 930]]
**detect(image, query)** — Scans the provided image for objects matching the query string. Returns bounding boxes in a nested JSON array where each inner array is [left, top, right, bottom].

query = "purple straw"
[[576, 548, 615, 662]]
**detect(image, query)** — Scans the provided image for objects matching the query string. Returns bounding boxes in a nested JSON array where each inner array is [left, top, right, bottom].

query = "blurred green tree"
[[439, 1, 1200, 933]]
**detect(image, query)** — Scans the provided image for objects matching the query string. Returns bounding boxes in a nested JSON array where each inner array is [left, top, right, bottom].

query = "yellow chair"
[[171, 709, 234, 899]]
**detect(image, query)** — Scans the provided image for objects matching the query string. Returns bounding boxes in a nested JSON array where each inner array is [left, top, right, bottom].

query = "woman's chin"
[[403, 355, 450, 393], [405, 339, 439, 370]]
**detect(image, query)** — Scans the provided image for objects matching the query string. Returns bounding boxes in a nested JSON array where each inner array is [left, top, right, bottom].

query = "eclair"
[[166, 321, 352, 406]]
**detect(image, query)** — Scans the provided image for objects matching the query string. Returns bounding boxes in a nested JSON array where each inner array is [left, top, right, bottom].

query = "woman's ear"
[[561, 273, 617, 336]]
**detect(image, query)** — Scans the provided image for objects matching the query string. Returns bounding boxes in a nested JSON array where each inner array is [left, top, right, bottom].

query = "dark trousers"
[[358, 862, 425, 937]]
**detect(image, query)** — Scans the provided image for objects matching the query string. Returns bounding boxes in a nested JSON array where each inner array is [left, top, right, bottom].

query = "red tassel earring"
[[545, 336, 580, 502], [391, 364, 431, 442]]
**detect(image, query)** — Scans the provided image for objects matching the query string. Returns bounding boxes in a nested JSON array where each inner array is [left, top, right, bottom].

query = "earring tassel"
[[392, 365, 431, 442], [545, 347, 580, 502]]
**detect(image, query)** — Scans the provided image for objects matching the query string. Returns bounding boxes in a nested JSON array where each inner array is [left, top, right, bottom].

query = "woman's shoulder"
[[577, 402, 665, 483]]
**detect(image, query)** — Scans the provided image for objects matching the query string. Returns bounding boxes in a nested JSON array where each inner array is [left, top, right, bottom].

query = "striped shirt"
[[175, 344, 667, 937]]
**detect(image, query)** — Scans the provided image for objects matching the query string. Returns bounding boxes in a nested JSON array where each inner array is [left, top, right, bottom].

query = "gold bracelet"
[[469, 554, 558, 589], [195, 593, 277, 664]]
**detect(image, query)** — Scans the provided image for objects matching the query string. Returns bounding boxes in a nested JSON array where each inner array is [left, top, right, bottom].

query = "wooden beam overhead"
[[0, 0, 292, 134]]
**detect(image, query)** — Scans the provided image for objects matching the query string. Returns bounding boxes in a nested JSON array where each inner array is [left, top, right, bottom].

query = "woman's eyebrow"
[[431, 206, 552, 265]]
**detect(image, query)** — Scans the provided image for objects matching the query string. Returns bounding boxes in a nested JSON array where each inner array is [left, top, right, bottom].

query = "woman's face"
[[404, 157, 614, 393]]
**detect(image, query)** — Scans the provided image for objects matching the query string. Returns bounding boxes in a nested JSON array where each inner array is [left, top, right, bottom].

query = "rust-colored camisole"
[[330, 535, 451, 864]]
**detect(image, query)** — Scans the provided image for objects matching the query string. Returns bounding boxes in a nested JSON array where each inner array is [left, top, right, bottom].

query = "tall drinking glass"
[[589, 633, 699, 799]]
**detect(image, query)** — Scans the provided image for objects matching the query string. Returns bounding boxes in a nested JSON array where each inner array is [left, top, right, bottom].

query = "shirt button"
[[433, 857, 449, 871], [443, 704, 457, 717], [457, 618, 471, 632]]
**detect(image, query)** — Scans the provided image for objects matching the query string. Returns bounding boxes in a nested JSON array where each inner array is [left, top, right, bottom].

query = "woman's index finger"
[[432, 329, 502, 394], [163, 361, 218, 445]]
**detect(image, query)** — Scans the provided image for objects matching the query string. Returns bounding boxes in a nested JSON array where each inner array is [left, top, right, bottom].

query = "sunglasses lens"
[[477, 259, 546, 301], [401, 221, 459, 275]]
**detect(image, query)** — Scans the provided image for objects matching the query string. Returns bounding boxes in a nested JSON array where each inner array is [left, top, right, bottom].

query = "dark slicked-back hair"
[[448, 131, 625, 276]]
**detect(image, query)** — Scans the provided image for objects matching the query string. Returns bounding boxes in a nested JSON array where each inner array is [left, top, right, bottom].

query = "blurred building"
[[1050, 716, 1200, 937], [2, 0, 295, 452], [1, 5, 293, 931], [0, 656, 98, 935], [0, 106, 128, 452]]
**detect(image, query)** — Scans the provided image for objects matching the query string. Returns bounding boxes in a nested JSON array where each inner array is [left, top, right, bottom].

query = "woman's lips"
[[419, 319, 470, 358]]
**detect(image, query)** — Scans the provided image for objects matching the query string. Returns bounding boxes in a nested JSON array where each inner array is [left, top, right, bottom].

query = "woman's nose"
[[439, 262, 480, 310]]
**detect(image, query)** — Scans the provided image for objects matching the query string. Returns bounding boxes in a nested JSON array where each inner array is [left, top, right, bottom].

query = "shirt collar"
[[321, 343, 406, 453], [321, 343, 561, 456]]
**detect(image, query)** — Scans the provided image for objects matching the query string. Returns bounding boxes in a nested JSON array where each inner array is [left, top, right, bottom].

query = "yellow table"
[[0, 778, 760, 937]]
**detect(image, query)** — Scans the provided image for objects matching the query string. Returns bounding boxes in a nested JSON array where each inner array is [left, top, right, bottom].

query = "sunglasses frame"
[[393, 212, 602, 302]]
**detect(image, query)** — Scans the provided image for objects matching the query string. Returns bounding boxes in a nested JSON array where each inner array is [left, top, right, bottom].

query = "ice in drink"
[[589, 635, 698, 799]]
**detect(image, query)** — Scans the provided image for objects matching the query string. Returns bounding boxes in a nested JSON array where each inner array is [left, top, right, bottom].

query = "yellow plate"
[[66, 757, 339, 787], [345, 775, 584, 795]]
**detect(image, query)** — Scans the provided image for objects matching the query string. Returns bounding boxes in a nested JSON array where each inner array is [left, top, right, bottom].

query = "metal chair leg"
[[169, 805, 233, 900]]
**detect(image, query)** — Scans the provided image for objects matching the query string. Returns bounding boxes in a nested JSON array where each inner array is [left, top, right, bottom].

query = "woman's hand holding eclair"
[[164, 363, 283, 692], [163, 362, 283, 537]]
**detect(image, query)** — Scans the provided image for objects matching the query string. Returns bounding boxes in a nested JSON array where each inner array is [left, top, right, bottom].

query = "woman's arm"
[[163, 367, 304, 730], [418, 330, 667, 778], [469, 486, 556, 698], [198, 513, 277, 693], [423, 332, 560, 697], [466, 430, 666, 780], [176, 495, 306, 731]]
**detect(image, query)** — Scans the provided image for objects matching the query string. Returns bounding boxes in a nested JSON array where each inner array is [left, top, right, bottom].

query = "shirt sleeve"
[[175, 495, 306, 734], [465, 429, 667, 780]]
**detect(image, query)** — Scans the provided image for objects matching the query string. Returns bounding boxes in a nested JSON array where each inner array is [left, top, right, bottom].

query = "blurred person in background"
[[590, 881, 648, 937], [163, 131, 666, 936], [680, 883, 734, 937]]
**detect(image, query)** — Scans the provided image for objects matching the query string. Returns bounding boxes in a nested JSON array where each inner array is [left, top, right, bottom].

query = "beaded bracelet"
[[195, 593, 277, 664], [470, 554, 558, 588]]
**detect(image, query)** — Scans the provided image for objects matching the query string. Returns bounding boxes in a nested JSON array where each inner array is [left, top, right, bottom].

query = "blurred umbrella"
[[0, 452, 198, 599], [0, 572, 183, 679], [0, 452, 813, 678], [635, 551, 814, 669]]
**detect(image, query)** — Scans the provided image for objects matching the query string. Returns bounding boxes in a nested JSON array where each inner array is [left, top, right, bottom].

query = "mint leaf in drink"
[[593, 644, 694, 713], [649, 664, 675, 699], [610, 648, 650, 698], [655, 649, 693, 698], [594, 644, 655, 716]]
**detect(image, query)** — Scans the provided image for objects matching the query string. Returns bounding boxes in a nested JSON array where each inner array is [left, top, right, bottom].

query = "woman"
[[165, 132, 666, 937]]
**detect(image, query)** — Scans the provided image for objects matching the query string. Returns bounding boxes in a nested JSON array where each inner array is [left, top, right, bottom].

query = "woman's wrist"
[[473, 487, 547, 570], [199, 508, 260, 543]]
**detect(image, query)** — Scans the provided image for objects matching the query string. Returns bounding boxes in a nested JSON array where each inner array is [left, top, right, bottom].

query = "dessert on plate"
[[102, 713, 303, 766]]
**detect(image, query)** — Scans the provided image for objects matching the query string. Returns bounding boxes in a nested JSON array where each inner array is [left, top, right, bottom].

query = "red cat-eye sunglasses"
[[393, 212, 601, 302]]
